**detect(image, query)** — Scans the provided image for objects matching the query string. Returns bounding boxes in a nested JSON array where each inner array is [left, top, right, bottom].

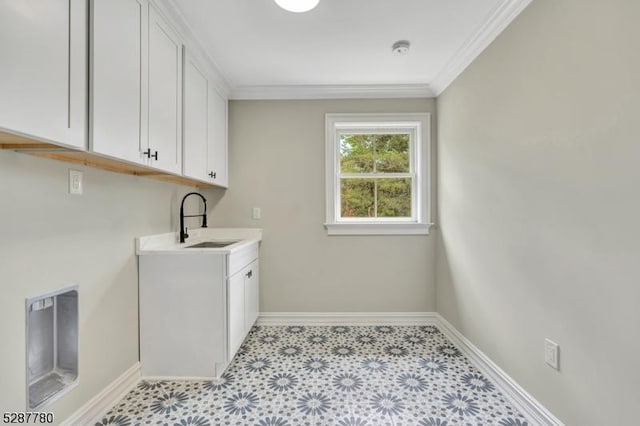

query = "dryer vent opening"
[[26, 286, 78, 410]]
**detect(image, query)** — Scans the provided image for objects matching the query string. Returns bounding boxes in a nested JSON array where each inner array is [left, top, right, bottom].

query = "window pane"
[[377, 178, 412, 217], [341, 178, 375, 217], [375, 134, 410, 173], [340, 134, 374, 173]]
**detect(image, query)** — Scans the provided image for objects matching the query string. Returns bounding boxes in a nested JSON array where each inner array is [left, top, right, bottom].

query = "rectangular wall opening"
[[26, 286, 78, 410]]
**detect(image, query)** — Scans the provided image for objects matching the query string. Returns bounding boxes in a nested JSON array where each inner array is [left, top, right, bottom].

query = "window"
[[325, 113, 432, 235]]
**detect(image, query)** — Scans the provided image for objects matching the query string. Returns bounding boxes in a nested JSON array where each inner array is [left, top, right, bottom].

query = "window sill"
[[324, 222, 433, 236]]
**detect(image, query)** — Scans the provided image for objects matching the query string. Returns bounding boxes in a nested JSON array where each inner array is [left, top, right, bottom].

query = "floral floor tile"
[[96, 325, 535, 426]]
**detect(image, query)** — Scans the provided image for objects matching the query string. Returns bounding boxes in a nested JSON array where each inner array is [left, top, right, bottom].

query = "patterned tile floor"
[[97, 325, 532, 426]]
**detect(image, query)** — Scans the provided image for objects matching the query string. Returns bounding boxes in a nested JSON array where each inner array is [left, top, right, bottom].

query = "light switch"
[[69, 170, 83, 195], [544, 338, 559, 370]]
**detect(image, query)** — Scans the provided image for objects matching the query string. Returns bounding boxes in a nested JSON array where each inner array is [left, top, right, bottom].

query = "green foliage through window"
[[339, 133, 412, 218]]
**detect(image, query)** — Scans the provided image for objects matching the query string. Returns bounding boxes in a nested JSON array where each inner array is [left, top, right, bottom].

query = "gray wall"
[[436, 0, 640, 424], [205, 99, 437, 313], [0, 150, 198, 418]]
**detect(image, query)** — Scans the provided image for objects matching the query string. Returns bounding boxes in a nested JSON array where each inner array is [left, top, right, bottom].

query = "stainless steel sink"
[[185, 240, 239, 249]]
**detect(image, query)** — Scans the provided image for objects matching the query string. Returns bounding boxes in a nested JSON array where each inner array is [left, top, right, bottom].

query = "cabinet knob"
[[209, 171, 216, 179], [246, 270, 252, 278]]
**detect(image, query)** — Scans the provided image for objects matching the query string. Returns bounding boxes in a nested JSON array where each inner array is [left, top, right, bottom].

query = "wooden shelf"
[[0, 130, 217, 189]]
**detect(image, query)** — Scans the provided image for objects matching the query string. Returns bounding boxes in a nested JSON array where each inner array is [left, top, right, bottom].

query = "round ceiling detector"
[[274, 0, 320, 13], [392, 40, 411, 55]]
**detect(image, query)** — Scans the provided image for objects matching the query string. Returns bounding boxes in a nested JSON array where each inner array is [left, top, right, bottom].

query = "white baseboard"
[[61, 362, 141, 426], [258, 311, 562, 426], [257, 311, 439, 326], [434, 314, 563, 426], [141, 375, 215, 381]]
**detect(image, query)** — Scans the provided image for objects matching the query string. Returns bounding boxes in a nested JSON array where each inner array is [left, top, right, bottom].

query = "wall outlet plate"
[[69, 169, 83, 195], [544, 338, 559, 370], [252, 207, 261, 220]]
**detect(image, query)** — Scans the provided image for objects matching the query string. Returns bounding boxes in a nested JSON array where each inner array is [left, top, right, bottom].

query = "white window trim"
[[325, 113, 433, 236]]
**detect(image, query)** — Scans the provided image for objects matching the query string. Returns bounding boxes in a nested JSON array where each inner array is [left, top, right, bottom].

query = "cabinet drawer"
[[228, 243, 258, 276]]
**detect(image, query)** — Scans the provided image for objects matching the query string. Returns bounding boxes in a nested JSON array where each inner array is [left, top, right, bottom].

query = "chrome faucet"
[[179, 192, 208, 243]]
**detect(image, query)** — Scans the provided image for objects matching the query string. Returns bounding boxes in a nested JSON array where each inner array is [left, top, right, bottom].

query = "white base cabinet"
[[139, 243, 259, 378]]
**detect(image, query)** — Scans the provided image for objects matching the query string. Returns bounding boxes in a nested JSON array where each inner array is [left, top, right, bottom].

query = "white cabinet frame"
[[139, 243, 260, 378]]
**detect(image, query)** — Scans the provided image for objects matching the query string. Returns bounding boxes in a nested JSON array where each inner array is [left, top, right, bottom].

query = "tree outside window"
[[339, 133, 412, 218]]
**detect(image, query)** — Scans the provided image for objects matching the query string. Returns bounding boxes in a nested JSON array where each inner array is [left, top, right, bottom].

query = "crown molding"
[[152, 0, 531, 100], [230, 84, 435, 100], [430, 0, 533, 96], [152, 0, 232, 97]]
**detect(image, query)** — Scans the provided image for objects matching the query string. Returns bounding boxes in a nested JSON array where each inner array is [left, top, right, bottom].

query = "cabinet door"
[[182, 53, 209, 182], [91, 0, 147, 164], [228, 271, 245, 359], [208, 86, 229, 187], [0, 0, 86, 149], [147, 5, 182, 174], [244, 261, 259, 332]]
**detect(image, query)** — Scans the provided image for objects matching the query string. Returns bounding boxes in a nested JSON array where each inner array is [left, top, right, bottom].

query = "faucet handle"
[[184, 227, 189, 239]]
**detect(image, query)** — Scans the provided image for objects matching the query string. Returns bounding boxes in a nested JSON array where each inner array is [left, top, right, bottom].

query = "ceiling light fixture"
[[392, 40, 411, 55], [274, 0, 319, 13]]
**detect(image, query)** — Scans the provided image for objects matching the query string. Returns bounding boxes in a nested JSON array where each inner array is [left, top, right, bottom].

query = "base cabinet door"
[[227, 271, 245, 359], [0, 0, 86, 148], [227, 248, 259, 361], [244, 261, 259, 330]]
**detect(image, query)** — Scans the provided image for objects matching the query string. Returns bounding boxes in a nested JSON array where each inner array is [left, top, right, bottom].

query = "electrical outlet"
[[69, 170, 83, 195], [252, 207, 261, 220], [544, 339, 559, 370]]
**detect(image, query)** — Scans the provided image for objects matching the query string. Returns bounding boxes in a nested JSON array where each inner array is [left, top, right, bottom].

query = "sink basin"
[[185, 240, 239, 249]]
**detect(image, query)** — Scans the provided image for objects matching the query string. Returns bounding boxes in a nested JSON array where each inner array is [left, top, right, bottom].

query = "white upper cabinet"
[[91, 0, 183, 174], [0, 0, 87, 149], [1, 0, 227, 186], [147, 5, 182, 174], [208, 86, 229, 187], [182, 51, 229, 187], [182, 53, 209, 182], [91, 0, 148, 165]]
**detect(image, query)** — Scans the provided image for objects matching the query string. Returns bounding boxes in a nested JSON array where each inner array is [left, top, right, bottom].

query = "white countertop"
[[136, 228, 262, 255]]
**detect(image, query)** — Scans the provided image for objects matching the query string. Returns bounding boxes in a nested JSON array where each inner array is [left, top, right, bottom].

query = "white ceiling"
[[164, 0, 531, 98]]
